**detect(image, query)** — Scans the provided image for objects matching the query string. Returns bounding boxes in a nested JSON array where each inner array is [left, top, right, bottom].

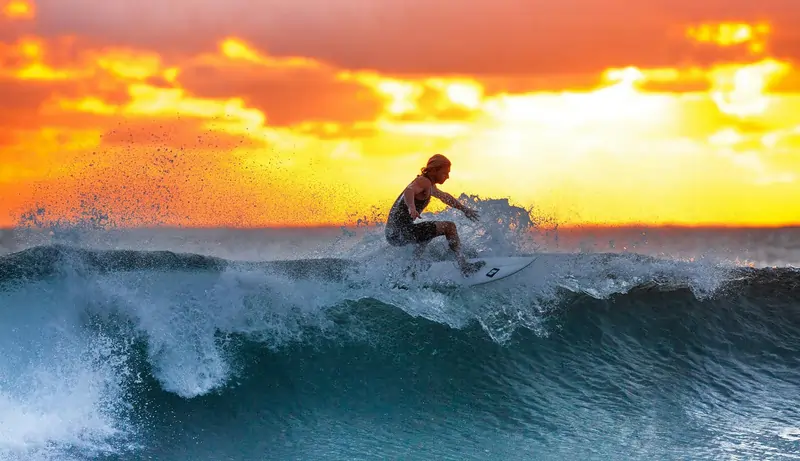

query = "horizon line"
[[2, 223, 799, 231]]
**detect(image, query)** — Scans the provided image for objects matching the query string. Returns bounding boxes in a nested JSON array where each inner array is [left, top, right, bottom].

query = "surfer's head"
[[421, 154, 451, 184]]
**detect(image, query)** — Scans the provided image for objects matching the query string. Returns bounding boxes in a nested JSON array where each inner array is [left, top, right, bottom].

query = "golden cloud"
[[1, 0, 34, 20], [0, 13, 798, 227], [686, 22, 771, 54]]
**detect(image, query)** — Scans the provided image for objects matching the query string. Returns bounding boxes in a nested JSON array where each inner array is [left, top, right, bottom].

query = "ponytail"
[[420, 154, 451, 177]]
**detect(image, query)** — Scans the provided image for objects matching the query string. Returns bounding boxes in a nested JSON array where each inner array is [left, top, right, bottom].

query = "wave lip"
[[0, 244, 227, 283]]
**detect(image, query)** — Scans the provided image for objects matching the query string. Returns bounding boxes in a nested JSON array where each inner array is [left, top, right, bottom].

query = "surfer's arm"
[[432, 187, 465, 211], [432, 187, 479, 222]]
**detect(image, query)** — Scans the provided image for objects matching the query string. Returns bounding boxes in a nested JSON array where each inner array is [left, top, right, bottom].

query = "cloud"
[[291, 122, 377, 140], [1, 0, 34, 20], [176, 47, 384, 126], [27, 0, 800, 76], [0, 78, 55, 126]]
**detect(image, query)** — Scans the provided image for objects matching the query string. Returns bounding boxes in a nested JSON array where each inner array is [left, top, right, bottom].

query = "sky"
[[1, 0, 799, 228]]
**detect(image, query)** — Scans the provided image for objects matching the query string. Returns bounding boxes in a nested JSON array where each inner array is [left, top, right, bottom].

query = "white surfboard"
[[419, 256, 535, 287]]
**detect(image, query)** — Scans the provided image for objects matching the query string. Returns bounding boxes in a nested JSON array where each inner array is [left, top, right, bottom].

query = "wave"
[[1, 244, 797, 397], [1, 227, 798, 459], [0, 244, 357, 284], [2, 241, 795, 293]]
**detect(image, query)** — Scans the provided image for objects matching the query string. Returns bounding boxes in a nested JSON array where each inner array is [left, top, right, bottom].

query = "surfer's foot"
[[460, 260, 485, 277]]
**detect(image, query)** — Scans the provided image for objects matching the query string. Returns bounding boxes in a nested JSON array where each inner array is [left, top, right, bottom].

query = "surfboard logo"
[[486, 268, 500, 277]]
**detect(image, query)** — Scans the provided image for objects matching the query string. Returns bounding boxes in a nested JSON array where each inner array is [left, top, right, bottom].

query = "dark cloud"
[[0, 72, 136, 140], [0, 17, 33, 42], [177, 62, 384, 126], [0, 78, 55, 125], [0, 78, 97, 147], [28, 0, 800, 76]]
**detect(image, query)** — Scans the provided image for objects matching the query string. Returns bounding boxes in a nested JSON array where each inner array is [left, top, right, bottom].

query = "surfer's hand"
[[463, 208, 480, 222], [409, 208, 420, 220]]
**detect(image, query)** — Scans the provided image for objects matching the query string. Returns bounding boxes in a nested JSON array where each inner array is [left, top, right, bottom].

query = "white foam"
[[0, 292, 134, 461]]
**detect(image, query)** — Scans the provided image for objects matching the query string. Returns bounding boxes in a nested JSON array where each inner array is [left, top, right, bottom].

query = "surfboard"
[[416, 256, 535, 287]]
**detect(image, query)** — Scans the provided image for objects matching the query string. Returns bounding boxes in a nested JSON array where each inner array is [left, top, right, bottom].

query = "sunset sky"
[[1, 0, 799, 228]]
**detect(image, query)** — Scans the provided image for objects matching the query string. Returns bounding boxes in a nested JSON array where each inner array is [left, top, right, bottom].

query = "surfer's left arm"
[[432, 187, 480, 222]]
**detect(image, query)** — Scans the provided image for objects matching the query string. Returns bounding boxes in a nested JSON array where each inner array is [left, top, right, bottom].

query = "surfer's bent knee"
[[435, 221, 457, 236]]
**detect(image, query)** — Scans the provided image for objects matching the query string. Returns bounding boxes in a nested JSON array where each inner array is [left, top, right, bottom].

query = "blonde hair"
[[420, 154, 451, 176]]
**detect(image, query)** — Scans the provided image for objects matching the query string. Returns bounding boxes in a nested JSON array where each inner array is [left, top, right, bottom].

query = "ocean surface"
[[0, 200, 798, 461]]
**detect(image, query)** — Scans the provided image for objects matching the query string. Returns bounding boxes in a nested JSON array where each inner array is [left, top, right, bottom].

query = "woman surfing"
[[384, 154, 485, 276]]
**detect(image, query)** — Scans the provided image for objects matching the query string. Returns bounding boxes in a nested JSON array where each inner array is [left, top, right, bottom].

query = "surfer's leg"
[[411, 222, 436, 255], [432, 221, 484, 276], [432, 221, 460, 251]]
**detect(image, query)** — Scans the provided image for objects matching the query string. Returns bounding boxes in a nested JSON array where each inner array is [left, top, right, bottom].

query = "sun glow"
[[709, 59, 790, 117], [0, 14, 798, 228]]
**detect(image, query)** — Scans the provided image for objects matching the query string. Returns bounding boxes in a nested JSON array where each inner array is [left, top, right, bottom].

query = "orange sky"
[[1, 0, 799, 228]]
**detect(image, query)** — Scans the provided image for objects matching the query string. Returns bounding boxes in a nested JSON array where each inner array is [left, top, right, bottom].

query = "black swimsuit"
[[385, 179, 438, 246]]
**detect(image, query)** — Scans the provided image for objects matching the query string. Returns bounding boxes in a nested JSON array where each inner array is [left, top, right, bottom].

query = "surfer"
[[385, 154, 485, 276]]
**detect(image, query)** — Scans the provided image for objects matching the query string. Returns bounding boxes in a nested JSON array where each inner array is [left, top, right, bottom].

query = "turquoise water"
[[1, 206, 799, 460], [0, 239, 798, 460]]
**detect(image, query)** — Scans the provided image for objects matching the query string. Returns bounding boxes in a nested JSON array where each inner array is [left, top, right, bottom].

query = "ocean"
[[0, 200, 798, 461]]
